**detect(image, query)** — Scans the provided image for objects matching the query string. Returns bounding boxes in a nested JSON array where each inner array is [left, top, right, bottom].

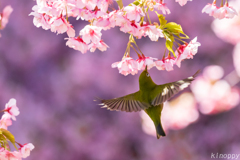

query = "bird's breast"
[[139, 90, 153, 104]]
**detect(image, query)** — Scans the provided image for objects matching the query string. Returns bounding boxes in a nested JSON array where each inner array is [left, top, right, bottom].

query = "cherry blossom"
[[107, 10, 121, 28], [29, 0, 200, 73], [29, 10, 51, 30], [80, 25, 102, 44], [212, 17, 240, 45], [65, 37, 88, 53], [215, 3, 238, 19], [175, 37, 201, 67], [0, 99, 34, 159], [211, 0, 240, 45], [202, 1, 238, 19], [156, 37, 200, 70], [155, 38, 201, 71], [145, 0, 155, 11], [114, 16, 145, 39], [191, 65, 240, 114], [93, 10, 122, 31], [175, 0, 192, 6], [29, 2, 53, 30], [155, 55, 176, 71], [93, 16, 111, 30], [0, 114, 12, 130], [136, 55, 156, 70], [88, 40, 109, 52], [163, 56, 175, 71], [19, 143, 35, 158], [128, 22, 144, 39], [182, 37, 201, 58], [0, 149, 22, 160], [161, 93, 198, 130], [202, 65, 224, 81], [123, 5, 145, 22], [115, 14, 134, 33], [52, 0, 77, 15], [154, 1, 170, 15], [97, 0, 113, 13], [0, 5, 13, 30], [50, 16, 75, 37], [202, 3, 218, 18], [38, 1, 60, 17], [91, 8, 105, 18], [76, 0, 86, 9], [112, 56, 138, 76], [77, 9, 95, 21], [233, 43, 240, 77], [83, 0, 98, 10], [141, 24, 164, 41], [29, 0, 174, 55], [113, 36, 200, 74], [4, 98, 19, 121], [175, 44, 187, 67], [155, 59, 165, 70]]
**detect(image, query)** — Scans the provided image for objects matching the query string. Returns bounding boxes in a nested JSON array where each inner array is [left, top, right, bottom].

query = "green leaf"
[[175, 33, 189, 39], [116, 0, 123, 9], [166, 40, 175, 55], [0, 134, 9, 150], [162, 30, 174, 42], [0, 129, 18, 151], [164, 22, 189, 39], [163, 31, 175, 56], [165, 22, 183, 33], [155, 12, 167, 28], [132, 0, 140, 6]]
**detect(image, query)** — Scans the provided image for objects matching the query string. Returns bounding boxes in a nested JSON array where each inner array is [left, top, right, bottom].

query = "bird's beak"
[[145, 65, 148, 71]]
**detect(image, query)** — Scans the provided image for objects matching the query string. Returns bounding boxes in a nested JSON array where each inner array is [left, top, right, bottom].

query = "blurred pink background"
[[0, 0, 240, 160]]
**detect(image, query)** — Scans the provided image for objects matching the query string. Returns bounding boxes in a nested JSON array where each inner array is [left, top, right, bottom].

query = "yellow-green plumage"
[[145, 104, 165, 138], [100, 67, 200, 139]]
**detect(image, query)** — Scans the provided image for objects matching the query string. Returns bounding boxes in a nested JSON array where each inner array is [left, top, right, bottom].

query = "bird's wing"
[[99, 91, 150, 112], [151, 70, 200, 106]]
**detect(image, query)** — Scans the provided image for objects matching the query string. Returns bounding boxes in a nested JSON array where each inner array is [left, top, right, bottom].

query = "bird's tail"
[[145, 104, 166, 139], [156, 122, 166, 139]]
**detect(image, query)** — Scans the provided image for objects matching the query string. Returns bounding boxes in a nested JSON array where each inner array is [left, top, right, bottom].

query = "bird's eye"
[[146, 73, 150, 77]]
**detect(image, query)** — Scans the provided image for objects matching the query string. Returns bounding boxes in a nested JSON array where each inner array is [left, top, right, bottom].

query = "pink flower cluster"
[[64, 4, 168, 53], [0, 5, 13, 37], [0, 143, 34, 160], [0, 99, 34, 160], [65, 25, 109, 53], [150, 0, 171, 14], [211, 0, 240, 45], [161, 93, 198, 130], [202, 1, 238, 19], [29, 0, 201, 74], [30, 0, 173, 53], [233, 43, 240, 77], [112, 37, 200, 76], [191, 65, 240, 114], [1, 99, 19, 129], [175, 0, 192, 6], [146, 0, 192, 12]]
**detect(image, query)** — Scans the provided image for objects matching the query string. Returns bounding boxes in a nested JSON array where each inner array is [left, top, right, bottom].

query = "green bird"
[[100, 66, 200, 139]]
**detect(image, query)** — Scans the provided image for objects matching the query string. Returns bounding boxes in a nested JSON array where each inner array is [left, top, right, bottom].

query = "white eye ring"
[[146, 73, 150, 77]]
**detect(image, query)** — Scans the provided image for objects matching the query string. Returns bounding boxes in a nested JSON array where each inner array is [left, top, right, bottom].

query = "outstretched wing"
[[99, 91, 150, 112], [151, 70, 200, 106]]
